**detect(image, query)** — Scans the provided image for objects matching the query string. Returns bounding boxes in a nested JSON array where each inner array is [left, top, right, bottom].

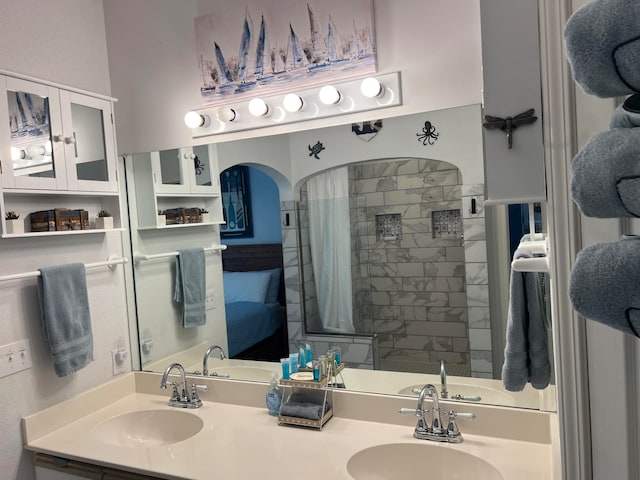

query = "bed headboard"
[[221, 243, 286, 305]]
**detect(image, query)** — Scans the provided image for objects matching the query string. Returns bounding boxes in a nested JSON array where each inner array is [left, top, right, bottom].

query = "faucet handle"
[[398, 407, 420, 415], [446, 410, 475, 441], [189, 383, 207, 406]]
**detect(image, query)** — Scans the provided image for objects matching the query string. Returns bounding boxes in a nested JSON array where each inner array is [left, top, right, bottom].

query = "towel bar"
[[134, 245, 227, 263], [0, 256, 129, 282]]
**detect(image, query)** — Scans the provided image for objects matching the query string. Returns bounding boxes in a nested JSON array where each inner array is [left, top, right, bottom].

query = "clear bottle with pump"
[[265, 372, 282, 416]]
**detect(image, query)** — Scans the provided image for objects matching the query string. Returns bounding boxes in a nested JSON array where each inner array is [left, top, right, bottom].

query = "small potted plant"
[[199, 208, 210, 223], [157, 209, 166, 227], [4, 211, 23, 234], [96, 210, 113, 229]]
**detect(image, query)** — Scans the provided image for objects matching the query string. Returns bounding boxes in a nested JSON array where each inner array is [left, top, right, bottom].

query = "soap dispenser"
[[265, 372, 282, 416]]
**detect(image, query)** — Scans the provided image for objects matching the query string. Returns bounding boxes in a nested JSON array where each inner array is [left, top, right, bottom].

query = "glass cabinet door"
[[59, 90, 117, 192], [191, 144, 216, 193], [0, 76, 67, 190], [153, 147, 189, 193]]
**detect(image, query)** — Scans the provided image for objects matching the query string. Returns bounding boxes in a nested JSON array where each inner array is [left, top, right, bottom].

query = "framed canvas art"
[[194, 0, 376, 105], [220, 166, 253, 238]]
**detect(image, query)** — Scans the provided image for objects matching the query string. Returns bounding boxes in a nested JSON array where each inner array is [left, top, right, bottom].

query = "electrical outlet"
[[205, 289, 216, 310], [111, 348, 128, 376], [0, 339, 32, 378]]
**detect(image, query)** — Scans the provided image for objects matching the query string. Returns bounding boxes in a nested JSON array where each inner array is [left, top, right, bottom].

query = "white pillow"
[[223, 270, 272, 303]]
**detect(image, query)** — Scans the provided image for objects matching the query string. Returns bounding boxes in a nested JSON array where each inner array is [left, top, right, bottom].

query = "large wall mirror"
[[124, 103, 556, 412]]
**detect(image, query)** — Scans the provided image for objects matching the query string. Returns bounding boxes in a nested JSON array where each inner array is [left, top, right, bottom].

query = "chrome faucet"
[[440, 360, 448, 399], [202, 345, 227, 376], [399, 383, 475, 443], [160, 362, 206, 408]]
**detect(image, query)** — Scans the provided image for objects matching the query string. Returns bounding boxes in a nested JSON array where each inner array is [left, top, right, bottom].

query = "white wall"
[[104, 0, 483, 154], [0, 2, 130, 480]]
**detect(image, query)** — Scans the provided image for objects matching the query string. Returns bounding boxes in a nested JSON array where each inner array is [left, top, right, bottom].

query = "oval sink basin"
[[347, 443, 503, 480], [92, 409, 203, 447], [209, 366, 275, 382], [398, 383, 514, 405]]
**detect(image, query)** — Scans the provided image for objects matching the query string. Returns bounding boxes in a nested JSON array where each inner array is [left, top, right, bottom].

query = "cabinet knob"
[[184, 153, 195, 160], [64, 136, 76, 145], [53, 134, 64, 143]]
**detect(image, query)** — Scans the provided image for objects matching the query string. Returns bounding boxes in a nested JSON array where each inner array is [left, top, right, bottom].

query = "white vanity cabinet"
[[0, 72, 122, 237], [130, 144, 223, 230], [34, 453, 163, 480]]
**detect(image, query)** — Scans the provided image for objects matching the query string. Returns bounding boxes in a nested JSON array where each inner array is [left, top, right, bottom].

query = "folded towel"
[[609, 94, 640, 128], [502, 247, 551, 392], [174, 248, 206, 328], [564, 0, 640, 98], [37, 263, 93, 377], [570, 236, 640, 337], [571, 128, 640, 218], [279, 401, 325, 420]]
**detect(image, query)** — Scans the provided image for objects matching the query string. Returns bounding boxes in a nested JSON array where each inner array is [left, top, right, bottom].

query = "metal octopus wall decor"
[[416, 121, 439, 145], [482, 108, 538, 149]]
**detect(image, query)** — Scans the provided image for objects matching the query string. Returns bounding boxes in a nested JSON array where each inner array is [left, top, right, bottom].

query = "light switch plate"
[[205, 289, 216, 310], [0, 339, 32, 378]]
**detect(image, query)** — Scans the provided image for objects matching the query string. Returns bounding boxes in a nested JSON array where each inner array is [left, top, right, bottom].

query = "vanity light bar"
[[185, 71, 402, 138]]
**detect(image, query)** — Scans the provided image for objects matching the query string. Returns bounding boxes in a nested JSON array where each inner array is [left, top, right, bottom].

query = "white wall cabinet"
[[131, 144, 223, 229], [0, 72, 122, 237]]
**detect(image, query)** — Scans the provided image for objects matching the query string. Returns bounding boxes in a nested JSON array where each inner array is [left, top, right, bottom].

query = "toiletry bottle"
[[265, 372, 282, 416]]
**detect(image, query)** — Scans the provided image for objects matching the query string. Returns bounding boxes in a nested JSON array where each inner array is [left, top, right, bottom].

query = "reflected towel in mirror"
[[174, 248, 206, 327], [502, 247, 551, 392]]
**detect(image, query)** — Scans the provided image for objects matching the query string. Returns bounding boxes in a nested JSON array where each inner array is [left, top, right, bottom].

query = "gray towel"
[[502, 247, 551, 392], [564, 0, 640, 98], [279, 401, 325, 420], [571, 128, 640, 218], [174, 248, 206, 327], [570, 236, 640, 337], [37, 263, 93, 377]]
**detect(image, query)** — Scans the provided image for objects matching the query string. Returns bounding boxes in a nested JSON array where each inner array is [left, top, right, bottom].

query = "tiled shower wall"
[[282, 158, 491, 377]]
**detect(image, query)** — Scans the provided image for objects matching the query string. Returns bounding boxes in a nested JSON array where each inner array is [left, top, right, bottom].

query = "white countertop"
[[22, 373, 557, 480]]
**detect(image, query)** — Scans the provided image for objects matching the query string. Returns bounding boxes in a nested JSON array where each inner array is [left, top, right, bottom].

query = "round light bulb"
[[10, 147, 22, 161], [360, 77, 383, 98], [283, 94, 304, 112], [218, 107, 237, 123], [319, 85, 341, 105], [248, 98, 270, 117], [184, 111, 205, 128]]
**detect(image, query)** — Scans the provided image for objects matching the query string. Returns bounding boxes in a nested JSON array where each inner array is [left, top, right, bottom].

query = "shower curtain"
[[307, 167, 355, 334]]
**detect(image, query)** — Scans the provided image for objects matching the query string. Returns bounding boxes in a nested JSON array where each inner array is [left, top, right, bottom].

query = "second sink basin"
[[91, 409, 203, 447], [347, 443, 504, 479], [397, 383, 515, 405]]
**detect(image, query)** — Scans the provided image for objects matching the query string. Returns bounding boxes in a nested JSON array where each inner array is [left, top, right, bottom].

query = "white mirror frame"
[[538, 0, 590, 478]]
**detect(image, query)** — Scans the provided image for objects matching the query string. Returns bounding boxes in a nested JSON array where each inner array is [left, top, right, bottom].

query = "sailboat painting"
[[194, 0, 376, 105]]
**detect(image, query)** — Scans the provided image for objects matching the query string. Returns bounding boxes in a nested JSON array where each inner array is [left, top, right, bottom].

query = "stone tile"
[[462, 217, 486, 241], [445, 246, 466, 262], [443, 185, 462, 201], [448, 292, 468, 308], [361, 191, 385, 207], [468, 307, 491, 328], [389, 291, 449, 307], [341, 343, 374, 364], [424, 262, 466, 277], [393, 334, 434, 350], [467, 285, 489, 307], [370, 276, 403, 291], [465, 263, 488, 285], [387, 247, 446, 263], [374, 305, 427, 321], [429, 351, 470, 366], [406, 321, 467, 337], [464, 240, 488, 262], [470, 350, 493, 374], [425, 307, 468, 323], [402, 277, 465, 293], [462, 184, 485, 196], [468, 328, 492, 350], [452, 337, 469, 353]]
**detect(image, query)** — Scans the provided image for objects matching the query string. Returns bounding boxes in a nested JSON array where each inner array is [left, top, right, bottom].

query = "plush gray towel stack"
[[38, 263, 93, 377], [564, 0, 640, 98], [571, 128, 640, 218], [502, 248, 551, 392], [570, 237, 640, 336], [174, 248, 206, 327], [565, 0, 640, 337]]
